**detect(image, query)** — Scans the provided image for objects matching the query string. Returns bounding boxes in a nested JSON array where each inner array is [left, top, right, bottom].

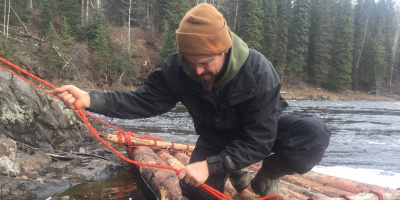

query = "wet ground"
[[46, 100, 400, 199]]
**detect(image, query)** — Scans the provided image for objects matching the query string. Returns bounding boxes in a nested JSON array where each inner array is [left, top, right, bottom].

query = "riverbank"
[[281, 84, 400, 100]]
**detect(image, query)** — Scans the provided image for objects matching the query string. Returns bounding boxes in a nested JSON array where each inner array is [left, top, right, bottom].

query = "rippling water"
[[48, 100, 400, 199]]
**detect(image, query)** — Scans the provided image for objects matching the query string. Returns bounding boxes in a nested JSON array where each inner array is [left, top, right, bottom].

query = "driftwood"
[[108, 134, 195, 152]]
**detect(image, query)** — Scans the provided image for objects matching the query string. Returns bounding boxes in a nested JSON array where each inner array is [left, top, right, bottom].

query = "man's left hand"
[[178, 160, 209, 187]]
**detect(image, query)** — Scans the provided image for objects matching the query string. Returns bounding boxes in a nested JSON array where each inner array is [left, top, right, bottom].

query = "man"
[[54, 3, 331, 200]]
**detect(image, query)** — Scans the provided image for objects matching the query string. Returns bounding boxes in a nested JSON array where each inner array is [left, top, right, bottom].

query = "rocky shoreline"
[[0, 138, 126, 199], [0, 69, 128, 199]]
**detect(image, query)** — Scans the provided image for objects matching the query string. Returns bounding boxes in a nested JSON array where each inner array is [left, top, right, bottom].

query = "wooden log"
[[328, 191, 400, 200], [281, 175, 356, 198], [296, 171, 398, 194], [172, 152, 190, 166], [129, 146, 184, 200], [107, 134, 195, 152], [154, 149, 186, 170], [280, 179, 331, 200]]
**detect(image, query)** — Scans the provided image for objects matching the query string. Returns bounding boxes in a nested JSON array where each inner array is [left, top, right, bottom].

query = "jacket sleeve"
[[207, 59, 282, 175], [87, 59, 180, 119]]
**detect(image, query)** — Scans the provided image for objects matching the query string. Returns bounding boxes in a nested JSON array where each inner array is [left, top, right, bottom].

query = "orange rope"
[[0, 57, 284, 200]]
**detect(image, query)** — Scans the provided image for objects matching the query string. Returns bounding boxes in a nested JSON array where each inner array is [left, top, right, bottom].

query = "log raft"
[[107, 136, 399, 200]]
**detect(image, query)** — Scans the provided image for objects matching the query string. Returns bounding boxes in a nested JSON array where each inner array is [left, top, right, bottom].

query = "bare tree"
[[6, 0, 10, 36], [3, 0, 6, 35]]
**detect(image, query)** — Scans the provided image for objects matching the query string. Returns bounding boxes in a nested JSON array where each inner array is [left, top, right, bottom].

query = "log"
[[281, 175, 356, 198], [296, 171, 398, 194], [153, 149, 185, 170], [129, 146, 184, 200], [108, 134, 195, 152], [172, 152, 190, 166], [280, 179, 331, 200], [328, 192, 400, 200]]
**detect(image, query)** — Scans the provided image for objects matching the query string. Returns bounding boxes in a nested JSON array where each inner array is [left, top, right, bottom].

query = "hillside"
[[3, 21, 399, 101]]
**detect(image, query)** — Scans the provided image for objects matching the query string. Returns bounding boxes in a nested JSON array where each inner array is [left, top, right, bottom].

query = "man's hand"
[[178, 160, 209, 187], [53, 85, 90, 110]]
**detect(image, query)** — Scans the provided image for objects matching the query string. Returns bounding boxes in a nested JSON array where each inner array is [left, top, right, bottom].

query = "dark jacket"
[[88, 32, 282, 176]]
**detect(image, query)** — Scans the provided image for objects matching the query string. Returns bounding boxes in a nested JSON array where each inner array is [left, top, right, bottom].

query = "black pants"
[[180, 115, 332, 200]]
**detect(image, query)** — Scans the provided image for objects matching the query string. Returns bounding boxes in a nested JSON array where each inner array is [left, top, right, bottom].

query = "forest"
[[0, 0, 399, 94]]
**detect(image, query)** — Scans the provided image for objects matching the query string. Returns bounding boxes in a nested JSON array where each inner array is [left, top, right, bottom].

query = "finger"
[[66, 97, 77, 109], [57, 91, 69, 99], [178, 169, 186, 180], [184, 176, 192, 185], [61, 93, 74, 103], [193, 181, 201, 187]]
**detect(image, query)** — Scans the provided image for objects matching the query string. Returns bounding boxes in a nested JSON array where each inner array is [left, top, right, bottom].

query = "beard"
[[199, 72, 215, 91]]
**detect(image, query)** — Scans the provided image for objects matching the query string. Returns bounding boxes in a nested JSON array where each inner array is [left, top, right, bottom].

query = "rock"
[[0, 67, 126, 199], [0, 138, 20, 177], [0, 69, 93, 151], [0, 175, 78, 200]]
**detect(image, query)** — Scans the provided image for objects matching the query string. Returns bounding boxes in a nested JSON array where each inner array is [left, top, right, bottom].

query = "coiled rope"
[[0, 57, 283, 200]]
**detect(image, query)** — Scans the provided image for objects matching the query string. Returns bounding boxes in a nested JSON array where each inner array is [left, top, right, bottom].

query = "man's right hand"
[[53, 85, 90, 110]]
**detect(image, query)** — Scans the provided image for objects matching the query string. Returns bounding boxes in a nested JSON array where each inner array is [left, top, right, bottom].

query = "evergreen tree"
[[60, 0, 81, 38], [86, 8, 111, 81], [328, 0, 354, 92], [95, 23, 111, 79], [39, 0, 52, 37], [286, 0, 311, 85], [111, 51, 138, 86], [86, 7, 109, 47], [360, 36, 386, 91], [273, 0, 290, 78], [307, 0, 333, 86], [352, 0, 374, 89], [238, 0, 263, 50], [60, 17, 74, 49], [261, 0, 277, 60], [158, 0, 191, 61]]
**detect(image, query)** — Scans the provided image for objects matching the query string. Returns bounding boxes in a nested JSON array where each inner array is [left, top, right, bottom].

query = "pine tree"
[[352, 0, 374, 89], [238, 0, 263, 51], [39, 0, 52, 37], [261, 0, 277, 61], [158, 0, 190, 61], [60, 0, 81, 38], [307, 0, 333, 86], [60, 17, 74, 49], [286, 0, 311, 85], [87, 8, 111, 81], [111, 51, 138, 87], [328, 0, 354, 92], [273, 0, 290, 78]]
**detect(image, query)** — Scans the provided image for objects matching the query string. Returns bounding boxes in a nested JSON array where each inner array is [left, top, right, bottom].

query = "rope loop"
[[369, 190, 384, 200]]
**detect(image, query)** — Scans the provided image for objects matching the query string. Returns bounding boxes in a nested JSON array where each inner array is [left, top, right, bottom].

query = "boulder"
[[0, 69, 93, 151]]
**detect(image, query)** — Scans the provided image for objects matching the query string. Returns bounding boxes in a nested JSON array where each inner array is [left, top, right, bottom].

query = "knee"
[[276, 115, 332, 174]]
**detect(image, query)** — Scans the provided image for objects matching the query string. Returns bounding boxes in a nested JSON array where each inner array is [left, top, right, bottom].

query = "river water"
[[47, 100, 400, 199]]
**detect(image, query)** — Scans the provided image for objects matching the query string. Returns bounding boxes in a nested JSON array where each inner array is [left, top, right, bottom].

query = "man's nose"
[[195, 66, 205, 75]]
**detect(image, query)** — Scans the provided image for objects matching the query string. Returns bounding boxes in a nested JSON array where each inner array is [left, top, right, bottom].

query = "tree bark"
[[129, 146, 184, 200], [296, 171, 398, 194], [6, 0, 10, 36], [107, 134, 195, 152], [3, 0, 6, 35]]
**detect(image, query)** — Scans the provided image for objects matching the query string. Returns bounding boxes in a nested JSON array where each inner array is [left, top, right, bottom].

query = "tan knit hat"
[[176, 3, 232, 55]]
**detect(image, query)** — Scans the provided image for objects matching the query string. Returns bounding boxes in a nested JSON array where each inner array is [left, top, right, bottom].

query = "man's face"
[[184, 50, 228, 91]]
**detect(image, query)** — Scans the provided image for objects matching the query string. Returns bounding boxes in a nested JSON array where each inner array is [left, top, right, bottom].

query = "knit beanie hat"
[[176, 3, 232, 55]]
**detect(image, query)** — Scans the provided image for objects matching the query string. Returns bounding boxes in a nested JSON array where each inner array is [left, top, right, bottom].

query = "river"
[[47, 100, 400, 199]]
